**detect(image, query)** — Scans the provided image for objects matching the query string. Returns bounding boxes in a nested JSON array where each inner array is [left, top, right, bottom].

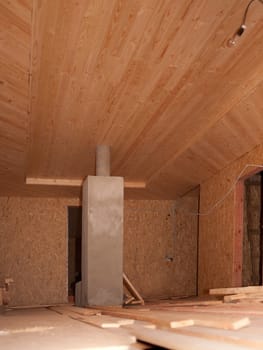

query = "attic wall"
[[0, 195, 198, 306], [198, 143, 263, 294], [124, 191, 199, 299], [0, 197, 80, 306]]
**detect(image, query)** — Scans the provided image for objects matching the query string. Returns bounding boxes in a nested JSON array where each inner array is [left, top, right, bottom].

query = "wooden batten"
[[25, 177, 146, 189]]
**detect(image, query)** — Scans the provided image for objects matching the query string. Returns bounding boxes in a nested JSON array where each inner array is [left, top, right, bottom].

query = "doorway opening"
[[68, 206, 82, 298], [242, 172, 263, 286]]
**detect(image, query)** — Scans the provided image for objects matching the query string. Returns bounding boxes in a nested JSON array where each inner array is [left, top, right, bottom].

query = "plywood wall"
[[199, 143, 263, 294], [0, 197, 79, 306], [124, 192, 199, 299], [0, 194, 198, 305]]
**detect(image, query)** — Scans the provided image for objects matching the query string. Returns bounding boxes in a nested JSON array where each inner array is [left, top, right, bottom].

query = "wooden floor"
[[1, 298, 263, 349]]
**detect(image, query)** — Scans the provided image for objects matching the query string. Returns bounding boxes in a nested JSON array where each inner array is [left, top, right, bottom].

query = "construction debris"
[[123, 273, 145, 306]]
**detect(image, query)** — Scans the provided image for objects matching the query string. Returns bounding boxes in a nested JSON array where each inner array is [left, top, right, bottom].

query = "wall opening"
[[68, 206, 82, 297], [234, 169, 263, 287], [243, 173, 263, 286]]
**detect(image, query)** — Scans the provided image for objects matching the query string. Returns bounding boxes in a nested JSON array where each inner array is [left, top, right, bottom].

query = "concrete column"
[[76, 144, 124, 306], [81, 176, 123, 306], [96, 145, 110, 176]]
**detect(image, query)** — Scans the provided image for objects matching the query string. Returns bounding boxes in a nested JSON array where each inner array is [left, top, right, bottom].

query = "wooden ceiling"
[[1, 0, 263, 199]]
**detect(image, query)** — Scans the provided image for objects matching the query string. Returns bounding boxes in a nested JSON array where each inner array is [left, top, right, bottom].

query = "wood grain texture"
[[26, 177, 146, 188], [0, 0, 31, 194], [199, 144, 263, 295], [210, 286, 263, 296], [97, 307, 250, 330], [124, 324, 249, 350], [0, 0, 263, 198], [97, 308, 195, 329], [0, 308, 135, 348]]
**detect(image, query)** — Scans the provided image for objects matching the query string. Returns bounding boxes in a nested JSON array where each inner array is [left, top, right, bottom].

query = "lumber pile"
[[46, 301, 262, 350], [209, 286, 263, 304]]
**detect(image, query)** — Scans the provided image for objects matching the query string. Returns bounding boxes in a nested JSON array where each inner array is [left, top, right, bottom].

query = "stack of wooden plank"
[[209, 286, 263, 304], [46, 300, 263, 350]]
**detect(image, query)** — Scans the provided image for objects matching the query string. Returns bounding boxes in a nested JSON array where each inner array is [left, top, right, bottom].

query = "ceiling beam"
[[26, 177, 146, 189]]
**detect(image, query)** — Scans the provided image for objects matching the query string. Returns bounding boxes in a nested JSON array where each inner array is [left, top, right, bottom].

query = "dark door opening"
[[68, 206, 82, 297], [242, 172, 263, 286]]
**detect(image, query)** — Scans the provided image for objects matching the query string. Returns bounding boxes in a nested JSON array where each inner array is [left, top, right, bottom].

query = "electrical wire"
[[175, 164, 263, 216], [227, 0, 263, 46], [242, 0, 257, 26]]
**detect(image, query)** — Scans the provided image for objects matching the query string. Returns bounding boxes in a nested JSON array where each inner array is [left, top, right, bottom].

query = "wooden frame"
[[123, 273, 144, 306]]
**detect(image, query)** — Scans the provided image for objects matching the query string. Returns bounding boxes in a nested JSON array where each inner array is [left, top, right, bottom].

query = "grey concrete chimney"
[[79, 145, 123, 306]]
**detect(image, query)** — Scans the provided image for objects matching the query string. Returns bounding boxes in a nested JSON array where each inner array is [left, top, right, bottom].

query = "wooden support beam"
[[26, 177, 83, 186], [124, 181, 146, 189], [25, 177, 146, 189]]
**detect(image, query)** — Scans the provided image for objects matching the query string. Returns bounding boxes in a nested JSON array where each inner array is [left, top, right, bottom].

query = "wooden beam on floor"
[[209, 286, 263, 296]]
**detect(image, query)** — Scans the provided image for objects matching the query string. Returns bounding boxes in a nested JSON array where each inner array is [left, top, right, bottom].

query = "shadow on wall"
[[68, 206, 82, 297]]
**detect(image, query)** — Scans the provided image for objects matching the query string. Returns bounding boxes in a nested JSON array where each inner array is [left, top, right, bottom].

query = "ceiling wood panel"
[[148, 82, 263, 198], [0, 0, 263, 198], [0, 0, 31, 191], [116, 22, 263, 181]]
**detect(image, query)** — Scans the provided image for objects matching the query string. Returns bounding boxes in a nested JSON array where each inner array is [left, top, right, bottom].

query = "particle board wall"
[[124, 192, 199, 299], [0, 195, 198, 306], [0, 197, 79, 306], [198, 143, 263, 295]]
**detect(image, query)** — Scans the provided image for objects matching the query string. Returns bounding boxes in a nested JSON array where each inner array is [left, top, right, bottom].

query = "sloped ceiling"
[[0, 0, 263, 198]]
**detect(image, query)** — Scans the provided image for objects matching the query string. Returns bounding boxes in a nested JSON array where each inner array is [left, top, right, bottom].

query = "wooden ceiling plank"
[[102, 1, 240, 161], [117, 24, 263, 181], [98, 1, 237, 159], [147, 79, 263, 198], [0, 0, 31, 193], [0, 1, 31, 34], [1, 0, 263, 198], [28, 0, 120, 175]]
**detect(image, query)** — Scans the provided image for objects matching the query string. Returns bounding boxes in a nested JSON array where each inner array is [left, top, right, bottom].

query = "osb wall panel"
[[0, 196, 198, 305], [199, 143, 263, 294], [124, 193, 198, 299], [173, 189, 199, 296], [0, 197, 79, 306]]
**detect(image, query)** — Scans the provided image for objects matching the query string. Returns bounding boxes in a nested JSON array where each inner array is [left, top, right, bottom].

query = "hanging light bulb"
[[227, 24, 247, 47], [227, 0, 262, 48]]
